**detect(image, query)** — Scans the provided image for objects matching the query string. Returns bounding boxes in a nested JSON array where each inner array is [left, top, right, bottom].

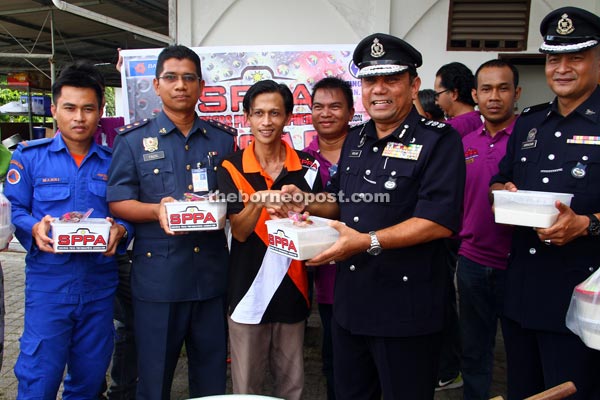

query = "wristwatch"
[[587, 214, 600, 237], [120, 225, 128, 242], [367, 231, 382, 256]]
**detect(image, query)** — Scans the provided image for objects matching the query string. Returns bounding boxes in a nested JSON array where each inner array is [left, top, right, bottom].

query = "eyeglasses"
[[158, 73, 200, 83], [434, 89, 451, 99]]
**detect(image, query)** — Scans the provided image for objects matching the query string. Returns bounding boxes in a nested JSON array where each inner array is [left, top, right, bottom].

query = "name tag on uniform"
[[143, 151, 165, 161], [192, 168, 209, 192], [382, 142, 422, 160], [349, 150, 362, 158], [521, 140, 537, 150]]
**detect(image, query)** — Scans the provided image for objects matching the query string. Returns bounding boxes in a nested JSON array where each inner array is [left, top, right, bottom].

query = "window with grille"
[[447, 0, 531, 51]]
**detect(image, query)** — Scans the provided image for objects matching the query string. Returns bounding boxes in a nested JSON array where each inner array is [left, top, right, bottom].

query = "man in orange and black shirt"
[[217, 80, 321, 400]]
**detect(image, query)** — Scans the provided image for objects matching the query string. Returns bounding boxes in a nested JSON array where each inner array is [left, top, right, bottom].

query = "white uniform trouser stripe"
[[230, 249, 291, 324]]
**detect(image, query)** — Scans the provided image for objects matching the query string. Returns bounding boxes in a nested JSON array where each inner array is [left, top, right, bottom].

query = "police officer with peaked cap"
[[491, 7, 600, 399], [288, 33, 465, 399]]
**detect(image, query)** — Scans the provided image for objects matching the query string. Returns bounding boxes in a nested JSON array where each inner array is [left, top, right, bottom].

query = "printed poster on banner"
[[120, 45, 367, 150]]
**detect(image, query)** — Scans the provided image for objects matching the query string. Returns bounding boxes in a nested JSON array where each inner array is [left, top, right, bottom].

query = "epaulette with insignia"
[[203, 119, 238, 136], [116, 119, 150, 135], [521, 102, 551, 115], [18, 137, 53, 151], [419, 118, 452, 133]]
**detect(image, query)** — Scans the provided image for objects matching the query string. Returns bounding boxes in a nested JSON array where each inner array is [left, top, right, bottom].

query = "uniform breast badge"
[[567, 135, 600, 145], [382, 142, 422, 160], [143, 137, 159, 152]]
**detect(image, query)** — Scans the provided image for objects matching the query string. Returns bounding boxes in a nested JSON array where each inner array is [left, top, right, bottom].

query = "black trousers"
[[502, 317, 600, 400], [332, 317, 442, 400]]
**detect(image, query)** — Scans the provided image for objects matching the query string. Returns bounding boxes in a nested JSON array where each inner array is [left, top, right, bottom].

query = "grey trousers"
[[228, 316, 305, 400]]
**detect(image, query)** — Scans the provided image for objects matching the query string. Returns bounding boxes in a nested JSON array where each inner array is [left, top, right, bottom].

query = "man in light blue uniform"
[[107, 45, 236, 399], [4, 62, 131, 399]]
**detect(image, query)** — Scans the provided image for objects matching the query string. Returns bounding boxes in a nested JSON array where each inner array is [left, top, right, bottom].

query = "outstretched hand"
[[306, 221, 369, 266]]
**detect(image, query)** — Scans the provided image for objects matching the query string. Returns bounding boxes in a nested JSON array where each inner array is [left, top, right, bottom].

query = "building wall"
[[177, 0, 598, 109]]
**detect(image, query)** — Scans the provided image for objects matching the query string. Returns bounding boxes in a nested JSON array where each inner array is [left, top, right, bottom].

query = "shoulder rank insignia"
[[521, 102, 551, 115], [203, 118, 238, 136], [117, 118, 150, 135]]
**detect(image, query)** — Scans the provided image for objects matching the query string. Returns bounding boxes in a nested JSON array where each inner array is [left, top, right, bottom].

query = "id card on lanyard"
[[192, 168, 209, 192]]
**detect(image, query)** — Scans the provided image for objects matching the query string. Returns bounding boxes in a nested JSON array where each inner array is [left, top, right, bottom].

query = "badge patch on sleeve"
[[7, 169, 21, 185]]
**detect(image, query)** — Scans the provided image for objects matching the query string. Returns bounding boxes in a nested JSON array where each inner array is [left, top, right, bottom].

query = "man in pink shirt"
[[303, 77, 354, 400], [435, 62, 483, 137], [458, 59, 521, 400]]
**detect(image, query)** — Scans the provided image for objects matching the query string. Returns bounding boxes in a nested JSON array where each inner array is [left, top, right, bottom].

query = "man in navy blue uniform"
[[4, 62, 131, 399], [106, 45, 236, 399], [490, 7, 600, 399], [283, 33, 465, 399]]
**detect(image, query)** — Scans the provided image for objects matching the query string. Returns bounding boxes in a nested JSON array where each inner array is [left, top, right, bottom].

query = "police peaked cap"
[[540, 7, 600, 54], [353, 33, 422, 78]]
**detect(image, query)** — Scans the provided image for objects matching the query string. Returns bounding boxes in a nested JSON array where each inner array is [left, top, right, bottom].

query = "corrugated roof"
[[0, 0, 170, 87]]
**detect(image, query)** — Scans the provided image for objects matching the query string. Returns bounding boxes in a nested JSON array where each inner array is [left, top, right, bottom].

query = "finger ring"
[[544, 239, 551, 245]]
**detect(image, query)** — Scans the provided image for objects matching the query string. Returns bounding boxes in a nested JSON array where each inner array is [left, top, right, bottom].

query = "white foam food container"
[[165, 198, 227, 231], [265, 216, 340, 260], [0, 224, 15, 249], [51, 218, 111, 253], [493, 190, 574, 228]]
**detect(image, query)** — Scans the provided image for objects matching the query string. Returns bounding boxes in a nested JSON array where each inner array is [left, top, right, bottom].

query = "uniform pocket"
[[14, 336, 45, 397], [88, 177, 107, 198], [139, 161, 176, 197], [33, 182, 70, 202]]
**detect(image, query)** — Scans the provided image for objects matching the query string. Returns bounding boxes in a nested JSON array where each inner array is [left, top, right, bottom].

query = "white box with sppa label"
[[165, 199, 227, 231], [265, 216, 340, 260], [51, 218, 111, 253]]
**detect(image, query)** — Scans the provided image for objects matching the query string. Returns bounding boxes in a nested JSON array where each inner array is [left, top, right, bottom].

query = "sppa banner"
[[120, 45, 367, 150]]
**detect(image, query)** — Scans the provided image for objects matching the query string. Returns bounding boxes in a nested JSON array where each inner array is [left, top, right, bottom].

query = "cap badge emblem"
[[371, 38, 385, 58], [556, 13, 574, 35], [143, 137, 159, 152]]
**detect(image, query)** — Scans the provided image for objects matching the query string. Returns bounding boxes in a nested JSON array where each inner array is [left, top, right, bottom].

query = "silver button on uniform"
[[349, 265, 356, 271], [529, 248, 536, 255], [402, 276, 408, 282], [353, 216, 359, 223]]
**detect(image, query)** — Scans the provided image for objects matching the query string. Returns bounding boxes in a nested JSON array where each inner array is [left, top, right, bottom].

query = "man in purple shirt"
[[435, 62, 483, 137], [303, 77, 354, 400], [433, 61, 484, 392], [458, 59, 521, 400]]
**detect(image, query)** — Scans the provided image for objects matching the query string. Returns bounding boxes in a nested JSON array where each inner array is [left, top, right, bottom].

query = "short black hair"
[[52, 61, 104, 108], [418, 89, 444, 121], [474, 59, 520, 88], [436, 62, 476, 106], [243, 80, 294, 115], [156, 45, 202, 79], [311, 77, 354, 109]]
